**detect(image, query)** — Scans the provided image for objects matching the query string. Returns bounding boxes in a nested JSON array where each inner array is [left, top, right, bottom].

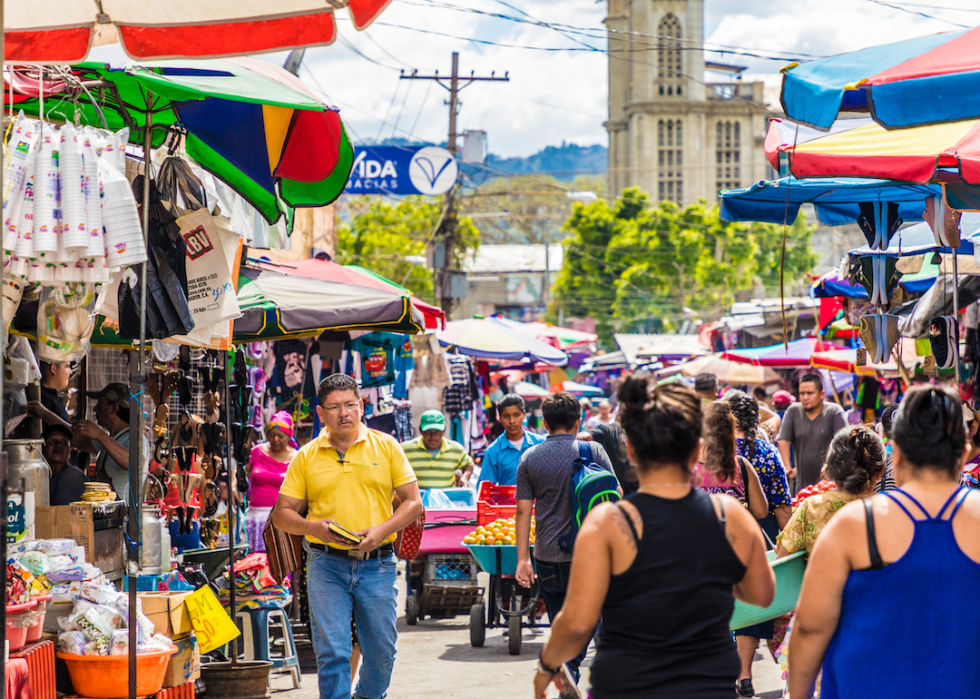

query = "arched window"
[[658, 118, 684, 205], [657, 14, 683, 98], [715, 120, 742, 194]]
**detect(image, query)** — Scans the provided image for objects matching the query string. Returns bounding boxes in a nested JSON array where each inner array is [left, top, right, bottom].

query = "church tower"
[[605, 0, 774, 206]]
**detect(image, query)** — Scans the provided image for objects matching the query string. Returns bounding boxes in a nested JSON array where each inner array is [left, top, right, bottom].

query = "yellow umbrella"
[[674, 354, 781, 386]]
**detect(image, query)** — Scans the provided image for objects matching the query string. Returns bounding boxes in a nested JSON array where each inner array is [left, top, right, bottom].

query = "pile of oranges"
[[463, 517, 535, 546]]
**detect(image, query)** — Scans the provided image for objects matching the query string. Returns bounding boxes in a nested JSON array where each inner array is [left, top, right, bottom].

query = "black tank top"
[[589, 489, 747, 699]]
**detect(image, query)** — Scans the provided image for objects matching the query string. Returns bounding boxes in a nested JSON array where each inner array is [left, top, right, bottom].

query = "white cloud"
[[267, 0, 980, 158]]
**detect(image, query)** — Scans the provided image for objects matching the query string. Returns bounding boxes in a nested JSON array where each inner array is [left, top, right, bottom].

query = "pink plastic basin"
[[419, 508, 477, 555], [6, 600, 38, 651], [26, 594, 52, 643]]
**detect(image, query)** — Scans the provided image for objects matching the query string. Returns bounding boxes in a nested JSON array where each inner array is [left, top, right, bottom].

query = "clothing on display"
[[350, 332, 401, 389], [393, 335, 414, 399]]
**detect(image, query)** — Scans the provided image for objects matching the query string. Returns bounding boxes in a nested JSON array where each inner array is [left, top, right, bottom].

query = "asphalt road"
[[267, 566, 785, 699]]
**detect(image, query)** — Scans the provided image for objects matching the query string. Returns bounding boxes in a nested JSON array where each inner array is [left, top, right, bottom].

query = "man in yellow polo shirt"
[[274, 373, 422, 699]]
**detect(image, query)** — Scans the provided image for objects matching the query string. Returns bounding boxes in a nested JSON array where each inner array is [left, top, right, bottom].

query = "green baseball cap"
[[419, 410, 446, 432]]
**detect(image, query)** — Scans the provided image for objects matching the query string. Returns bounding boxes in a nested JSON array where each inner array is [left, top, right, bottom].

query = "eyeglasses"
[[322, 402, 360, 415]]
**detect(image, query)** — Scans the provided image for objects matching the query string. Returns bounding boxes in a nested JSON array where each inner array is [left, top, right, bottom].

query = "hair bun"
[[618, 375, 653, 407]]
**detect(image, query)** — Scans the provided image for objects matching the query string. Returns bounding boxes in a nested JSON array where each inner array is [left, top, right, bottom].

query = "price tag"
[[184, 585, 241, 653]]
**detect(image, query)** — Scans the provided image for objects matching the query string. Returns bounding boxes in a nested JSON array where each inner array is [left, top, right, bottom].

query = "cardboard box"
[[35, 503, 125, 576], [138, 592, 194, 638], [163, 632, 201, 688]]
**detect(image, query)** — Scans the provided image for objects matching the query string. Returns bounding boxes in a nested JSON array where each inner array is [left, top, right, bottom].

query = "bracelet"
[[537, 650, 559, 676]]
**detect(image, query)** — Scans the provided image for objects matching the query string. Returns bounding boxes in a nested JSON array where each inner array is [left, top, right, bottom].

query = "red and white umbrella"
[[5, 1, 394, 63]]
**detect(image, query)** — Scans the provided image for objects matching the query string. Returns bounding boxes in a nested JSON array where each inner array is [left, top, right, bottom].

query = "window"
[[657, 14, 683, 97], [715, 120, 741, 193], [658, 118, 683, 204]]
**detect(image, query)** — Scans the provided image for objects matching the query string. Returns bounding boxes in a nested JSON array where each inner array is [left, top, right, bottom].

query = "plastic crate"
[[730, 550, 807, 629], [426, 553, 479, 584], [478, 482, 516, 506], [477, 501, 517, 526]]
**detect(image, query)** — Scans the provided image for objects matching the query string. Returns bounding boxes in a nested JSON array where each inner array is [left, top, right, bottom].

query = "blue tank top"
[[822, 487, 980, 698]]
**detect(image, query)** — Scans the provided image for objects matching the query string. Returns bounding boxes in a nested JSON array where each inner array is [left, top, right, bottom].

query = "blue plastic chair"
[[232, 606, 301, 688]]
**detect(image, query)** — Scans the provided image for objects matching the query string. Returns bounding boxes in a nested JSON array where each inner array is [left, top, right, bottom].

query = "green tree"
[[335, 196, 479, 300], [550, 188, 816, 345]]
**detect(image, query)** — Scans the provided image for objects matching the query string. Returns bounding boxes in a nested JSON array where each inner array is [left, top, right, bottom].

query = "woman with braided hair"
[[723, 390, 794, 696]]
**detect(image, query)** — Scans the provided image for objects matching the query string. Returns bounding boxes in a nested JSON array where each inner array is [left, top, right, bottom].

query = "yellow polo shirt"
[[279, 423, 417, 548]]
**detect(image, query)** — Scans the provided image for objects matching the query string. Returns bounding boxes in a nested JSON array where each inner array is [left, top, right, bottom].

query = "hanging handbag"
[[263, 505, 306, 584], [394, 507, 426, 561]]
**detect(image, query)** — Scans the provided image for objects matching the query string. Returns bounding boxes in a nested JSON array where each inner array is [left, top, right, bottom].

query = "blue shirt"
[[477, 430, 546, 486]]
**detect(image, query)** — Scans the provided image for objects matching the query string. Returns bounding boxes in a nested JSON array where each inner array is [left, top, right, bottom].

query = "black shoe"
[[735, 679, 754, 697]]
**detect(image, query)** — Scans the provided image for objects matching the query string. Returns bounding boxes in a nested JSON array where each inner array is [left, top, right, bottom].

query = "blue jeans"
[[307, 548, 399, 699], [535, 558, 595, 681]]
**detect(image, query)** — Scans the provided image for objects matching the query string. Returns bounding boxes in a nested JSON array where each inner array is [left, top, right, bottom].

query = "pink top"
[[248, 443, 292, 508]]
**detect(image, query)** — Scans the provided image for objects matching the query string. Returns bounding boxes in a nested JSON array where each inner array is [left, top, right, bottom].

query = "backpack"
[[558, 441, 621, 553]]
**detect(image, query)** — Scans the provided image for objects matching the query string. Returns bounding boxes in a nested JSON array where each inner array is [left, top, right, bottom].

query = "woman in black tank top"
[[532, 379, 774, 699]]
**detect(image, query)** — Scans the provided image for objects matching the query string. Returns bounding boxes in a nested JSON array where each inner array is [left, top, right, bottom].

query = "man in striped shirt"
[[401, 410, 474, 489]]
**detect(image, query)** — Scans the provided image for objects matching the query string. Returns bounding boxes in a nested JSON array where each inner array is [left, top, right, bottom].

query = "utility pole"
[[402, 53, 508, 319]]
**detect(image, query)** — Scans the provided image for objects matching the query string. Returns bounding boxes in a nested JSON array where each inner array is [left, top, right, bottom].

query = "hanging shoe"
[[857, 200, 903, 250], [882, 314, 901, 362], [931, 316, 952, 369], [947, 315, 959, 369], [924, 195, 962, 248], [859, 315, 879, 361], [857, 255, 877, 304], [145, 373, 162, 407]]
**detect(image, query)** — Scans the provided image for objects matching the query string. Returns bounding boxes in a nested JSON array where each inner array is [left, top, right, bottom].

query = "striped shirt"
[[401, 436, 474, 489]]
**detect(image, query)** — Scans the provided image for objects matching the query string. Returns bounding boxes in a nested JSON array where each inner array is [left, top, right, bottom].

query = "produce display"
[[792, 479, 836, 508], [463, 517, 535, 547]]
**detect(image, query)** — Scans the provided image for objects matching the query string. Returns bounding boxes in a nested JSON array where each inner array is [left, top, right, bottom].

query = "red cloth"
[[5, 658, 32, 699]]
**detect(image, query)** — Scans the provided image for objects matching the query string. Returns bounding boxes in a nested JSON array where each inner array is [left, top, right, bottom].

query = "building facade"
[[605, 0, 776, 205]]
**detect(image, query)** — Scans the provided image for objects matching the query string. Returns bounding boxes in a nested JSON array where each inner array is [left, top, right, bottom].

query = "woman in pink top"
[[245, 410, 299, 552]]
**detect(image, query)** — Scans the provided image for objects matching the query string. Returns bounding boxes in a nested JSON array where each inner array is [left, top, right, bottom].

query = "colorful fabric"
[[393, 404, 414, 442], [350, 333, 401, 388], [268, 410, 295, 438], [692, 461, 747, 506], [248, 443, 293, 508], [401, 436, 474, 489], [777, 490, 860, 555], [279, 423, 416, 547], [738, 438, 793, 514], [393, 335, 414, 399]]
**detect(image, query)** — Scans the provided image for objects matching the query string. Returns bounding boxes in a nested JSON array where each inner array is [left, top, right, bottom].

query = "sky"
[[264, 0, 980, 158]]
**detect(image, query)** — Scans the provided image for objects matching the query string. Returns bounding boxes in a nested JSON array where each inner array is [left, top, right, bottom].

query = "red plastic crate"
[[10, 639, 55, 699], [477, 501, 517, 526], [477, 482, 516, 506], [157, 681, 196, 699]]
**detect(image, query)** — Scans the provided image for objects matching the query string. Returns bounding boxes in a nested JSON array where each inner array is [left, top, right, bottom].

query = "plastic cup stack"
[[15, 158, 36, 260], [2, 115, 38, 253], [80, 128, 104, 259], [99, 158, 146, 269], [59, 124, 88, 254], [32, 132, 60, 255]]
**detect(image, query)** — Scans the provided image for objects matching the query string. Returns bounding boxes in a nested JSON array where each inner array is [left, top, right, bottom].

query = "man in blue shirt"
[[477, 394, 545, 487]]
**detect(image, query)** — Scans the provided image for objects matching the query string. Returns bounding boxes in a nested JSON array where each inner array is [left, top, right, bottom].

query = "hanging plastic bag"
[[157, 156, 208, 218], [37, 284, 97, 363]]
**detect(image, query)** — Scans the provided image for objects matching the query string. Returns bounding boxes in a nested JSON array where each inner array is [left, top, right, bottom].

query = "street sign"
[[344, 145, 459, 195]]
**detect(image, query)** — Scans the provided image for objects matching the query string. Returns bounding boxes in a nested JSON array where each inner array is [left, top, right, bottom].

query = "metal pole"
[[1, 4, 8, 687], [954, 253, 961, 386], [225, 349, 238, 662], [128, 96, 153, 699]]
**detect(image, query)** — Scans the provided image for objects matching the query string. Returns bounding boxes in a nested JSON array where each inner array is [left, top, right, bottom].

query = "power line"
[[858, 0, 971, 25]]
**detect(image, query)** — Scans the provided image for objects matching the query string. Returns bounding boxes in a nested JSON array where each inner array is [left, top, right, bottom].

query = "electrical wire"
[[858, 0, 971, 25]]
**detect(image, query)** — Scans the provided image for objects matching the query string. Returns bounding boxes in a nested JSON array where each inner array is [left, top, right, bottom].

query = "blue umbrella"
[[720, 177, 941, 227]]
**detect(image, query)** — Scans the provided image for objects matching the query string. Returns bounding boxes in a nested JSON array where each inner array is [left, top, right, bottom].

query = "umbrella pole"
[[128, 97, 153, 699], [953, 253, 961, 388]]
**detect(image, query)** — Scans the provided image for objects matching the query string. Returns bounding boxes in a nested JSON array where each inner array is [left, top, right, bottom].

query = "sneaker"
[[860, 314, 879, 361], [858, 200, 903, 250], [924, 195, 962, 248], [882, 314, 901, 362], [931, 316, 953, 369]]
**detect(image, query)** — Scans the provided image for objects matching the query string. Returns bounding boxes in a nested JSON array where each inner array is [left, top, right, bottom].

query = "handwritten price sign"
[[184, 585, 240, 653]]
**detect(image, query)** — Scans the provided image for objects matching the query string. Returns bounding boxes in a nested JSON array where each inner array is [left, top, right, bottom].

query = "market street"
[[270, 567, 784, 699]]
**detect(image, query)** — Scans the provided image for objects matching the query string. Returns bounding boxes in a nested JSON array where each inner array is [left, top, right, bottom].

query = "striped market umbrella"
[[672, 354, 781, 386], [721, 338, 845, 368], [8, 45, 354, 223], [437, 318, 568, 365], [5, 1, 395, 63], [781, 26, 980, 129]]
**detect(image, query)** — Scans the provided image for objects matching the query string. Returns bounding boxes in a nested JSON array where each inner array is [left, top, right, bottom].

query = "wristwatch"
[[537, 650, 559, 676]]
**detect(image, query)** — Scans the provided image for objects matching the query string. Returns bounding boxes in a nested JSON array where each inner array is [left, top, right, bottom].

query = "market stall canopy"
[[512, 381, 550, 398], [488, 316, 596, 350], [810, 261, 940, 299], [7, 44, 354, 223], [579, 351, 629, 372], [660, 354, 781, 386], [721, 337, 845, 368], [256, 258, 444, 330], [343, 265, 445, 330], [811, 338, 922, 377], [613, 333, 709, 364], [780, 25, 980, 130], [234, 266, 424, 340], [720, 177, 940, 227], [765, 116, 980, 186], [556, 381, 603, 396], [5, 1, 394, 63], [436, 318, 568, 366]]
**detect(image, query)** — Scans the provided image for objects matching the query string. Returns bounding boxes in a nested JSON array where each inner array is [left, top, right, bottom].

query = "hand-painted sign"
[[345, 145, 459, 195]]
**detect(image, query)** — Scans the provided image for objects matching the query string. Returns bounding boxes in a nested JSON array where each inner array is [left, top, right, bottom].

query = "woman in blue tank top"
[[789, 385, 980, 699], [531, 378, 775, 699]]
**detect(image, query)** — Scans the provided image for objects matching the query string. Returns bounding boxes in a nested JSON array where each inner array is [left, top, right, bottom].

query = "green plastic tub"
[[730, 550, 807, 630]]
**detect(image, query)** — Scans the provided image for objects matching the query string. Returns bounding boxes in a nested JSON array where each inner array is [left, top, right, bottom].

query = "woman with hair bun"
[[789, 385, 980, 699], [533, 377, 774, 699]]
